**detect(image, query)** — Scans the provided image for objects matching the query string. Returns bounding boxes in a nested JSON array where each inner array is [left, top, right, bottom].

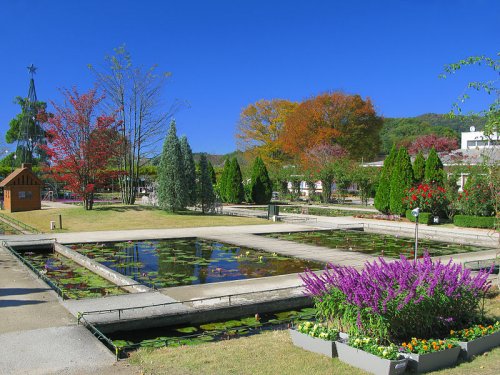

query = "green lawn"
[[129, 293, 500, 375], [3, 205, 270, 233]]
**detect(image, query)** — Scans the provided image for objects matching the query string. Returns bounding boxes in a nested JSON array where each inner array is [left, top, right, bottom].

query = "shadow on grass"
[[93, 205, 154, 213]]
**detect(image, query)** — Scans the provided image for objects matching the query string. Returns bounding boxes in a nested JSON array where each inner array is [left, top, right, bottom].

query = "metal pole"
[[414, 216, 419, 261]]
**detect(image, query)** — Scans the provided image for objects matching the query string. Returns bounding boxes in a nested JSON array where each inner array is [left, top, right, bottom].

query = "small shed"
[[0, 163, 42, 212]]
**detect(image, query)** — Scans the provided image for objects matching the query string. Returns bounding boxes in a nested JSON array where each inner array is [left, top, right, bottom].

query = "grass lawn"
[[2, 205, 270, 233], [129, 293, 500, 375]]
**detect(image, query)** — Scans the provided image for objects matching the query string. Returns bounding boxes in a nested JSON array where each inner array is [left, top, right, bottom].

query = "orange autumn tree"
[[236, 99, 298, 169], [281, 92, 383, 164]]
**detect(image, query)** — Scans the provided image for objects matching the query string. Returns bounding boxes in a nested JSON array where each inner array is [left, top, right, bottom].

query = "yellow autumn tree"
[[236, 99, 298, 169]]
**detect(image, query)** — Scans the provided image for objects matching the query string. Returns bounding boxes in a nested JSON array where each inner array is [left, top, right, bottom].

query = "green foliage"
[[458, 173, 495, 217], [352, 166, 379, 205], [157, 120, 187, 211], [250, 157, 272, 204], [453, 215, 496, 229], [389, 147, 414, 215], [225, 158, 245, 203], [374, 145, 397, 213], [412, 151, 426, 183], [207, 160, 217, 185], [6, 97, 49, 165], [424, 148, 444, 185], [380, 114, 484, 154], [197, 153, 216, 213], [218, 158, 231, 202], [405, 210, 433, 225], [180, 136, 197, 206]]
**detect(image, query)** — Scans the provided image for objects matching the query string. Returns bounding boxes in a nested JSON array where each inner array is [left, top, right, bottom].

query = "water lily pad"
[[176, 326, 198, 333]]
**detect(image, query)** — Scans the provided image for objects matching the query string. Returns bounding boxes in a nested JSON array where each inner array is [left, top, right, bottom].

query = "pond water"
[[72, 238, 323, 288], [109, 307, 316, 352], [263, 230, 490, 258], [18, 250, 127, 299]]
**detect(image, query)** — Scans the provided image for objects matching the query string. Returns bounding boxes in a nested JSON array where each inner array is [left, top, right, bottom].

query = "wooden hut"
[[0, 163, 42, 212]]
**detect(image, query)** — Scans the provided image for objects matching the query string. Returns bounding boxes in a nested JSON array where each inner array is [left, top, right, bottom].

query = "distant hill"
[[380, 113, 486, 154]]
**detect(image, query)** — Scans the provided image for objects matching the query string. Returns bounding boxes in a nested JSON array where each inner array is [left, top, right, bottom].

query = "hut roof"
[[0, 164, 42, 187]]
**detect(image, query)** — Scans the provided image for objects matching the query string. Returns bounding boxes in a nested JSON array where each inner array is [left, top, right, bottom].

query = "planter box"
[[407, 346, 460, 373], [336, 341, 407, 375], [457, 330, 500, 360], [289, 329, 337, 357]]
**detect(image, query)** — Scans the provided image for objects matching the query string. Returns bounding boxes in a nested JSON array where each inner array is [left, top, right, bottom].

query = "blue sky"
[[0, 0, 498, 154]]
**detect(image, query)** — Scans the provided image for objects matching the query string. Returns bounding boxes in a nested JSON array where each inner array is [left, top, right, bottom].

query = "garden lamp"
[[411, 207, 420, 261]]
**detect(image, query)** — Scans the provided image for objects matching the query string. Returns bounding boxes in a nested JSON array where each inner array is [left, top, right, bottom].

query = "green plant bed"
[[19, 250, 127, 299], [453, 215, 496, 229], [405, 210, 433, 225]]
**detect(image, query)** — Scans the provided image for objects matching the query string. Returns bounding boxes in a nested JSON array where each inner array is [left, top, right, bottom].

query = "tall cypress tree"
[[198, 153, 216, 213], [374, 145, 397, 213], [218, 158, 231, 202], [207, 160, 217, 185], [180, 136, 197, 206], [157, 120, 187, 211], [425, 148, 445, 186], [226, 157, 245, 203], [250, 157, 273, 204], [390, 147, 414, 215], [413, 151, 426, 184]]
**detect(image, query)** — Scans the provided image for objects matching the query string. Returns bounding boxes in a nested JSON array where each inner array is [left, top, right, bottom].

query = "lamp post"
[[411, 207, 420, 261], [11, 154, 17, 173]]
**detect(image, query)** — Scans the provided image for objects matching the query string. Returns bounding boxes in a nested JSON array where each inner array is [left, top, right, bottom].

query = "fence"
[[78, 285, 305, 322], [0, 213, 41, 234]]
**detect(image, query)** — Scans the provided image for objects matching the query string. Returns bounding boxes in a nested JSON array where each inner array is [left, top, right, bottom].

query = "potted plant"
[[289, 321, 340, 357], [336, 337, 407, 375], [449, 322, 500, 359], [402, 337, 460, 373]]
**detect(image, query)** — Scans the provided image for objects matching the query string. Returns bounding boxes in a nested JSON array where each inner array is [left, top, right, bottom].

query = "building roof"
[[0, 164, 42, 187]]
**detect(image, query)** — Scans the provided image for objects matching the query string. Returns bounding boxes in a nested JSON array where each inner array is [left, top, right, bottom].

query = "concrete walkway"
[[0, 246, 139, 375]]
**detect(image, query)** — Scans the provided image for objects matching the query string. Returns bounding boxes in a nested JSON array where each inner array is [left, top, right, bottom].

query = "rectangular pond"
[[17, 249, 127, 299], [263, 230, 492, 258], [108, 307, 316, 353], [72, 238, 324, 288]]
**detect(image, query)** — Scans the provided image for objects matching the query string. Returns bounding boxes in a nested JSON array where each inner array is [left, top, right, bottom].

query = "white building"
[[460, 127, 499, 149]]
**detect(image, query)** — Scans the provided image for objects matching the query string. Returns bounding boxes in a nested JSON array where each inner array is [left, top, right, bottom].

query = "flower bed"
[[449, 322, 500, 359], [289, 321, 340, 357], [336, 340, 407, 375], [300, 254, 492, 342], [402, 337, 460, 372]]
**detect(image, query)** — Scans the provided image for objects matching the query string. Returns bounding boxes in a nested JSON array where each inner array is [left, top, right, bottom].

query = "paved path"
[[0, 246, 139, 375]]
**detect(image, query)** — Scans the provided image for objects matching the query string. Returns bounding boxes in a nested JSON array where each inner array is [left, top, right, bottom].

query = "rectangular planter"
[[407, 346, 460, 373], [336, 341, 407, 375], [289, 329, 337, 357], [457, 330, 500, 360]]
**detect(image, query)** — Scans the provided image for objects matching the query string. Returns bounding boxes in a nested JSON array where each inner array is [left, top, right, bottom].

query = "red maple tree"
[[41, 88, 122, 210], [408, 134, 458, 155]]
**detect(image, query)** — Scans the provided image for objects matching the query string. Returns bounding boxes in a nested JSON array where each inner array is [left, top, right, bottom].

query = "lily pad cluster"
[[111, 307, 316, 351], [74, 238, 323, 288], [19, 250, 126, 299], [264, 230, 488, 258]]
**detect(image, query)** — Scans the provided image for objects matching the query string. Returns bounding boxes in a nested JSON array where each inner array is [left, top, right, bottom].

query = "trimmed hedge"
[[453, 215, 496, 229], [405, 210, 433, 225]]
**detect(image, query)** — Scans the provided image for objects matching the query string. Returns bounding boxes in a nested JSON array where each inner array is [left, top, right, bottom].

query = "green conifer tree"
[[207, 160, 217, 185], [425, 148, 445, 186], [198, 153, 216, 213], [390, 147, 414, 215], [250, 157, 273, 204], [226, 157, 245, 203], [180, 136, 197, 206], [218, 158, 230, 202], [157, 120, 187, 211], [374, 145, 397, 213], [413, 151, 426, 184]]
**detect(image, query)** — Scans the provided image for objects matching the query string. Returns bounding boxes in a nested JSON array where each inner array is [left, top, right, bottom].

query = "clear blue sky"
[[0, 0, 498, 154]]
